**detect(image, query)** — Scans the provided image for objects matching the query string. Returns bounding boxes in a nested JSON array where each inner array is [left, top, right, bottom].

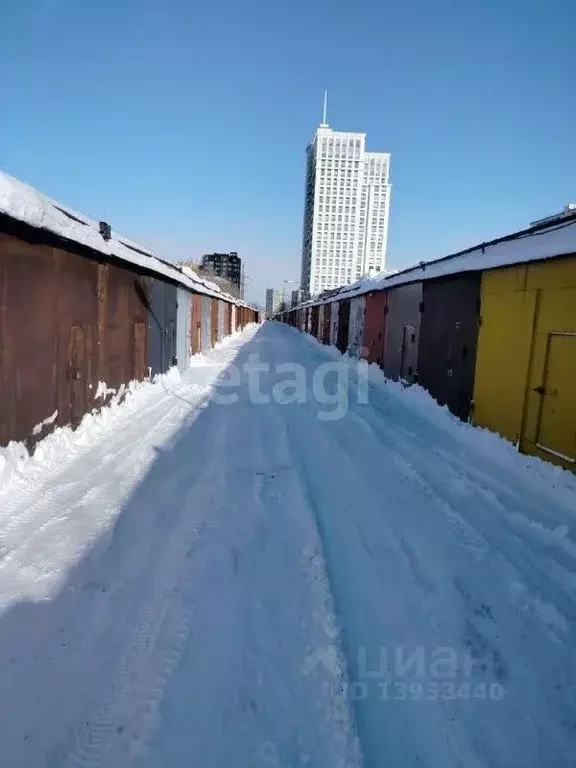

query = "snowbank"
[[299, 326, 576, 510]]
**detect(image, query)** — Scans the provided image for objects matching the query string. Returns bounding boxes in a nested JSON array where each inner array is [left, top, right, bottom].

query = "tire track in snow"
[[130, 348, 363, 768], [319, 369, 576, 765], [230, 375, 363, 768], [281, 410, 367, 768], [0, 329, 257, 768], [62, 412, 232, 768], [0, 384, 210, 555], [345, 402, 576, 630]]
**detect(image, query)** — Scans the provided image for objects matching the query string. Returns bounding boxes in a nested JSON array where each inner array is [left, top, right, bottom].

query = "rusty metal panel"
[[98, 262, 149, 394], [127, 273, 150, 383], [68, 324, 92, 426], [177, 287, 192, 372], [0, 231, 145, 444], [337, 299, 350, 353], [53, 248, 98, 429], [418, 274, 481, 421], [210, 298, 219, 346], [0, 234, 59, 445], [383, 282, 423, 383], [231, 304, 237, 333], [190, 293, 202, 355], [201, 295, 212, 351], [363, 291, 388, 367], [0, 221, 176, 448]]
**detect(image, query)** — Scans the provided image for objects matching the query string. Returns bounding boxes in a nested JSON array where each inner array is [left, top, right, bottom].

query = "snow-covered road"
[[1, 322, 576, 768]]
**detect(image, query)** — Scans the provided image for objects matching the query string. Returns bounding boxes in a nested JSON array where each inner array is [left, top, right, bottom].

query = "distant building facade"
[[200, 252, 242, 293], [291, 289, 304, 308], [265, 288, 283, 317]]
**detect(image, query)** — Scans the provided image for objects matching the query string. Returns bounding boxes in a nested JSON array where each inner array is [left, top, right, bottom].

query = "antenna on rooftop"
[[321, 89, 328, 127]]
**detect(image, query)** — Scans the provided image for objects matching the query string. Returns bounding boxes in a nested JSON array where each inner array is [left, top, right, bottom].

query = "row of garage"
[[0, 172, 259, 449], [279, 214, 576, 471]]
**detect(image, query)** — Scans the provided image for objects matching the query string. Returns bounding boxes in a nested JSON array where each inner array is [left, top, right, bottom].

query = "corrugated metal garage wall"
[[210, 299, 219, 346], [190, 293, 202, 356], [97, 262, 149, 394], [311, 306, 319, 339], [363, 291, 387, 367], [418, 274, 480, 421], [55, 247, 98, 429], [148, 279, 177, 377], [225, 302, 232, 336], [473, 257, 576, 468], [337, 299, 350, 353], [0, 229, 151, 445], [383, 283, 423, 383], [0, 233, 55, 445], [0, 213, 256, 449]]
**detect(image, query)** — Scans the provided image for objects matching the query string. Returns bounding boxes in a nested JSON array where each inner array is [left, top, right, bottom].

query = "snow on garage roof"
[[379, 213, 576, 290], [0, 171, 251, 307], [296, 211, 576, 310]]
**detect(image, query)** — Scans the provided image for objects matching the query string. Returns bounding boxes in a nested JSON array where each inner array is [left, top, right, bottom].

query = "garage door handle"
[[533, 386, 546, 395]]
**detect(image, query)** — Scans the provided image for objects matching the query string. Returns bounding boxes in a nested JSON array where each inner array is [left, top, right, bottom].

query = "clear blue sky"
[[2, 0, 574, 305]]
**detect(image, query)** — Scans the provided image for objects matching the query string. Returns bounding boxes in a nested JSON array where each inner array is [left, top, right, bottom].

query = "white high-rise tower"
[[300, 93, 391, 297]]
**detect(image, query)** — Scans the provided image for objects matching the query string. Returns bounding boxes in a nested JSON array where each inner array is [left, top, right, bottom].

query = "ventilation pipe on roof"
[[99, 221, 112, 241]]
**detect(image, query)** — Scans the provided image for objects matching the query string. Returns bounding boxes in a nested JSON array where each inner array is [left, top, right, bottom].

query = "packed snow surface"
[[1, 322, 575, 767]]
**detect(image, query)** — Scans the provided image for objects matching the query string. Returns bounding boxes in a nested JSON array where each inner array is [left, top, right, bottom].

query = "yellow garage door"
[[535, 333, 576, 464]]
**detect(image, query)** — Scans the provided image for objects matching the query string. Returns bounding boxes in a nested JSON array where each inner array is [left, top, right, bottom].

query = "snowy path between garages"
[[1, 322, 576, 768]]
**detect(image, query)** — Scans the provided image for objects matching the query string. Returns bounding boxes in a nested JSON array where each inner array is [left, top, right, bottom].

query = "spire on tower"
[[321, 90, 328, 127]]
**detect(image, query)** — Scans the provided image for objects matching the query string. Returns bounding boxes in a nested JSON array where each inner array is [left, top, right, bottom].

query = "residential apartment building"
[[300, 110, 391, 297], [201, 252, 242, 292], [265, 288, 283, 317]]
